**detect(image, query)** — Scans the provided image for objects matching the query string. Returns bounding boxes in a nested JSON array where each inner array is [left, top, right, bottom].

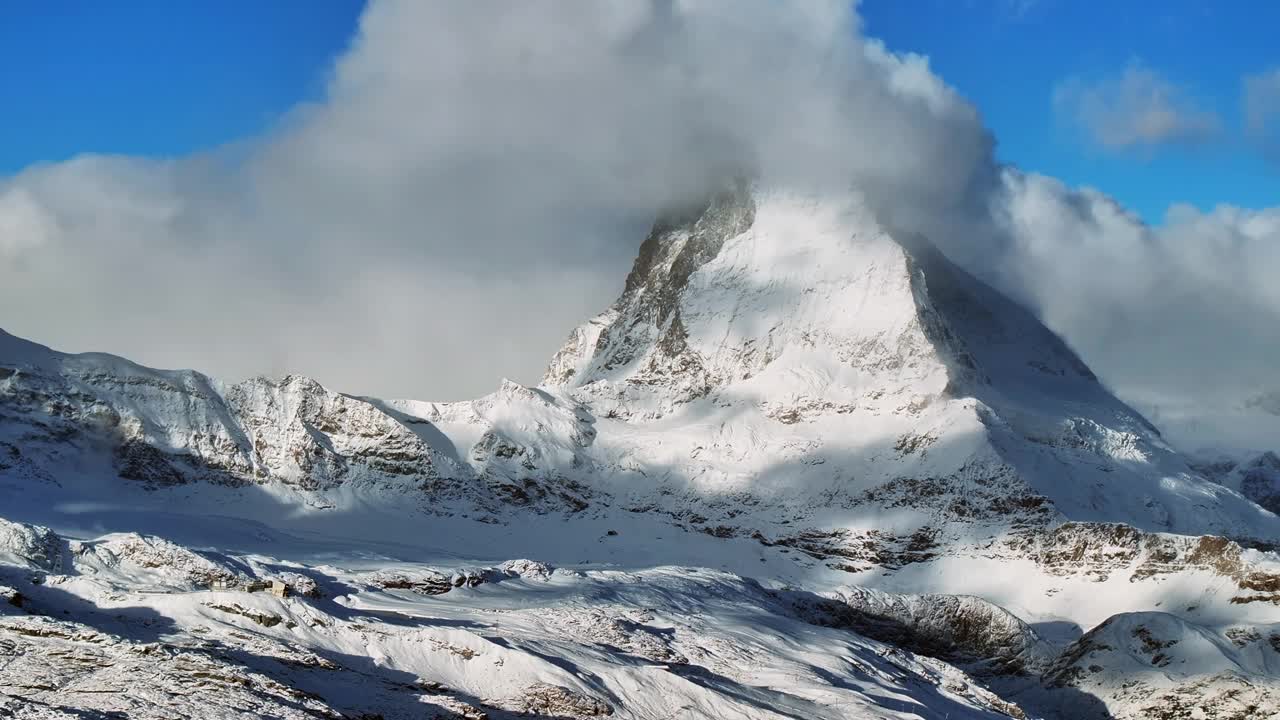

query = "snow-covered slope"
[[0, 517, 1025, 720], [3, 180, 1280, 718], [1031, 611, 1280, 719]]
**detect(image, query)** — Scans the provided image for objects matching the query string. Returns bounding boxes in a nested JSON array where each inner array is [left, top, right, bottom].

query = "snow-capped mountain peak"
[[540, 180, 1277, 541]]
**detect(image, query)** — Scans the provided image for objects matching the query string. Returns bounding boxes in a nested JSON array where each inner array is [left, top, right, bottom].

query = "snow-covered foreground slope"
[[0, 517, 1023, 719], [2, 513, 1278, 720], [3, 181, 1280, 718]]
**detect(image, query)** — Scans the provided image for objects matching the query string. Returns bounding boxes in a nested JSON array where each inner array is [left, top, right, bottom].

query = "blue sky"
[[0, 0, 363, 168], [1, 0, 1276, 224], [861, 0, 1280, 221]]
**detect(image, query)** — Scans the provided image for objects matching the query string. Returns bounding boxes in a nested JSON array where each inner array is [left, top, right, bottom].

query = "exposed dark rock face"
[[1007, 522, 1280, 594], [543, 179, 755, 407], [514, 683, 613, 717], [204, 602, 292, 628], [784, 586, 1053, 676]]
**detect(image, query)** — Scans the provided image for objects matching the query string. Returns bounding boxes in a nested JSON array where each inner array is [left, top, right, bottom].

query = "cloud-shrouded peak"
[[0, 0, 997, 400]]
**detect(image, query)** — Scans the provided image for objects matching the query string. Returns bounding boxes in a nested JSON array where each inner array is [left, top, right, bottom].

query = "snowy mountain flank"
[[3, 182, 1280, 719]]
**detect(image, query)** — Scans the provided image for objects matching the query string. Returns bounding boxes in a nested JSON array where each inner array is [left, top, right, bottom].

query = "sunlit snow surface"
[[0, 512, 1023, 719], [3, 184, 1280, 718]]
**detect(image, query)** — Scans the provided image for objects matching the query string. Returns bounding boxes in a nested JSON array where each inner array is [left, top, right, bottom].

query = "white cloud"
[[1002, 0, 1043, 20], [987, 170, 1280, 429], [1053, 62, 1221, 151], [1244, 67, 1280, 161], [0, 184, 57, 260]]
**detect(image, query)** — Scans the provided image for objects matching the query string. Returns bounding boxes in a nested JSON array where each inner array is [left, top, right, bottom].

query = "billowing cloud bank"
[[0, 0, 1277, 450], [991, 172, 1280, 449]]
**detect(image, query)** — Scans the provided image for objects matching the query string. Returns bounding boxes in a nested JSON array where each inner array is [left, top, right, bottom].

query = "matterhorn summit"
[[544, 178, 1276, 542]]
